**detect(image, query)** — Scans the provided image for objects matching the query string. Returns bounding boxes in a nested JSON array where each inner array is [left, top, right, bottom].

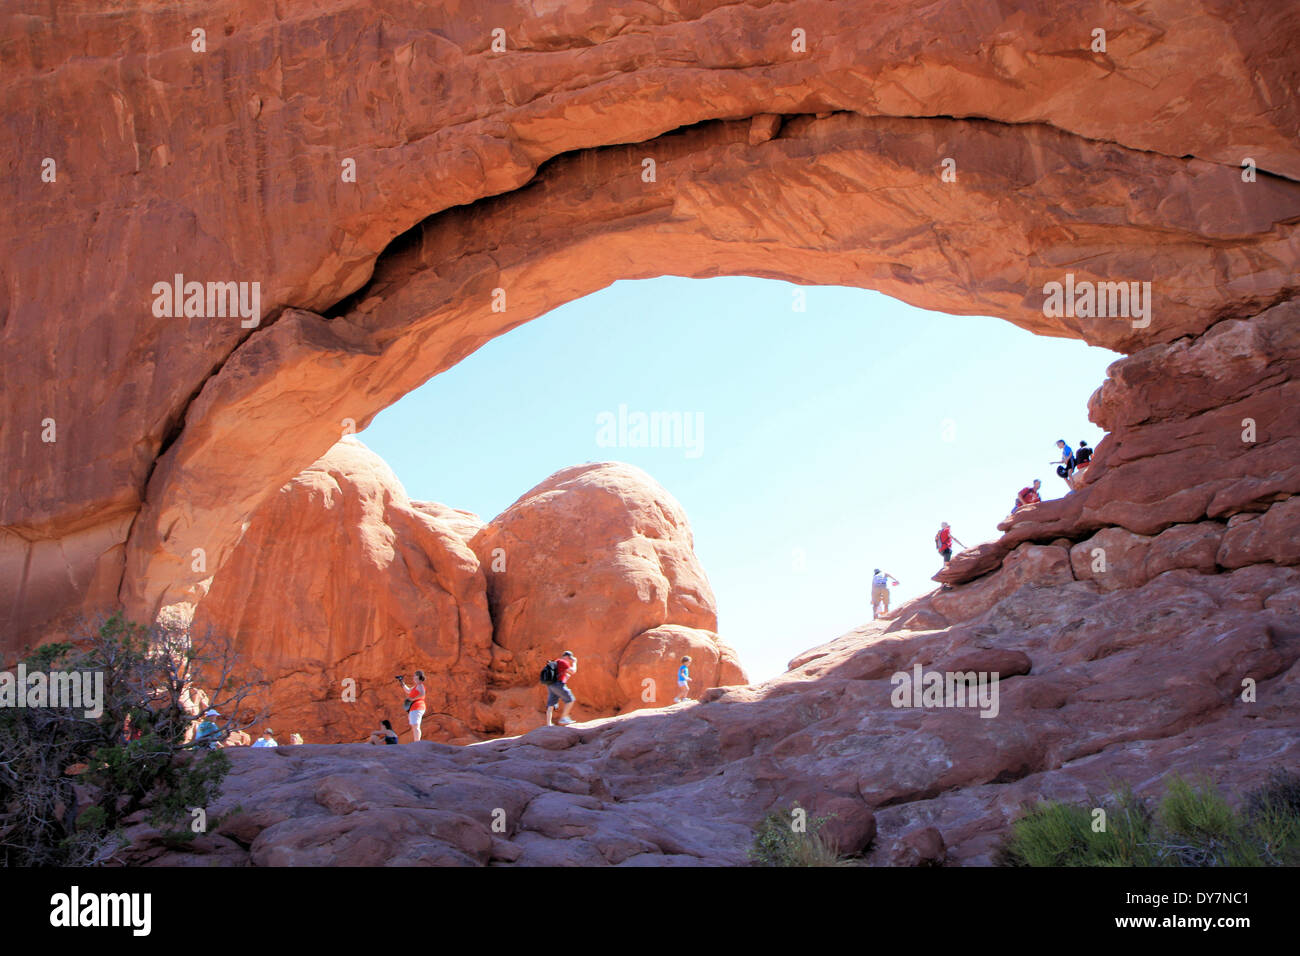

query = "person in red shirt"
[[1012, 479, 1042, 515], [935, 522, 965, 566], [546, 651, 578, 726], [396, 670, 426, 742]]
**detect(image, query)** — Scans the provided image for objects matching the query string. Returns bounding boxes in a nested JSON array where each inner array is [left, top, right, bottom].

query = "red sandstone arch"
[[2, 1, 1298, 648]]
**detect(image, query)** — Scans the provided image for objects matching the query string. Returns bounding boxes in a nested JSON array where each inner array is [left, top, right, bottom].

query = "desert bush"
[[0, 614, 264, 866], [998, 771, 1300, 867], [750, 804, 851, 867]]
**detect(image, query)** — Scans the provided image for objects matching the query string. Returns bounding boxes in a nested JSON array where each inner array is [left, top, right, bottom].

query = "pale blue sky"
[[362, 276, 1117, 682]]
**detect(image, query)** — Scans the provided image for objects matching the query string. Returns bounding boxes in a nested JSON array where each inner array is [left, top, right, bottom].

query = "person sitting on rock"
[[251, 728, 278, 748], [1071, 440, 1093, 484], [366, 719, 399, 746], [673, 655, 693, 703], [397, 670, 427, 742], [1011, 479, 1042, 516], [1052, 439, 1075, 483], [935, 522, 965, 567], [545, 651, 578, 726], [870, 568, 899, 619]]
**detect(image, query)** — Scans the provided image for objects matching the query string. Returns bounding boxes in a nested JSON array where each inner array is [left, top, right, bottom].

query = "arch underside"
[[1, 0, 1298, 642]]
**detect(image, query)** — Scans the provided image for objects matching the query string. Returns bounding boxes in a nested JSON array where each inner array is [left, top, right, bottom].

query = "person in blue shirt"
[[194, 709, 221, 749], [1053, 439, 1076, 483], [673, 656, 693, 703], [871, 568, 899, 619]]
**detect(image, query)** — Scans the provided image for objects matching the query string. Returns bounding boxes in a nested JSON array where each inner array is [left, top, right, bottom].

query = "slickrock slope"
[[123, 550, 1300, 867], [470, 463, 746, 734], [4, 1, 1300, 646], [191, 449, 742, 742], [191, 438, 496, 744]]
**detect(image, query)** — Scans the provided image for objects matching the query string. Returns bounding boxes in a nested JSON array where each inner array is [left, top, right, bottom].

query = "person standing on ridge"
[[871, 568, 899, 619], [544, 651, 578, 726], [935, 522, 965, 567], [396, 670, 427, 742], [674, 655, 693, 703], [1052, 439, 1075, 483]]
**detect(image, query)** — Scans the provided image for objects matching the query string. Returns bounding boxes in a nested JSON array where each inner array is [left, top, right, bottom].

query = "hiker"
[[396, 671, 426, 741], [366, 719, 399, 746], [673, 655, 693, 703], [251, 728, 278, 748], [194, 709, 222, 749], [1052, 439, 1075, 482], [871, 568, 899, 619], [544, 651, 578, 726], [121, 712, 145, 745], [1072, 440, 1093, 480], [935, 522, 965, 567], [289, 733, 304, 745], [1011, 479, 1042, 515]]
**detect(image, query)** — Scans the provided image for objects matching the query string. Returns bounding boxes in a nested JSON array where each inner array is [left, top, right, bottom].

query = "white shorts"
[[408, 708, 425, 727]]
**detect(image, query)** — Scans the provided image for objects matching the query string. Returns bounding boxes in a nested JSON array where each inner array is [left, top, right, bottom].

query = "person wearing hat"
[[870, 568, 900, 619], [251, 728, 278, 748], [195, 709, 221, 749]]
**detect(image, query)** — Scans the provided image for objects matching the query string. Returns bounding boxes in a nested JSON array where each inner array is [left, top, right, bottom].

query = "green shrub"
[[998, 771, 1300, 867], [0, 614, 259, 865], [750, 803, 852, 866], [998, 785, 1154, 866]]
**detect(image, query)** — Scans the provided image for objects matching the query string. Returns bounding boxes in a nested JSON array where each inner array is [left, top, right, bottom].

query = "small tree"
[[0, 614, 266, 865]]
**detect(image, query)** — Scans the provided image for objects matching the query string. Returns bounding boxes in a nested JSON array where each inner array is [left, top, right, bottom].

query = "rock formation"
[[190, 448, 742, 742], [3, 1, 1299, 866], [121, 551, 1300, 867], [191, 438, 496, 744], [470, 463, 746, 734], [3, 0, 1299, 646]]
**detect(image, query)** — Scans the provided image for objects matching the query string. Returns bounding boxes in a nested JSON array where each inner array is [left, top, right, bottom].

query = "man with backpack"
[[871, 568, 899, 619], [935, 522, 965, 567], [541, 651, 578, 726]]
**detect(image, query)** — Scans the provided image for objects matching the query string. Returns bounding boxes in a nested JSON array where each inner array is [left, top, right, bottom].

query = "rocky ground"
[[122, 544, 1300, 866]]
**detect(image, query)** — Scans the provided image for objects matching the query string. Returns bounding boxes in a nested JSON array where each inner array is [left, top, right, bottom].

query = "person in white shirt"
[[251, 728, 278, 748], [871, 569, 899, 619]]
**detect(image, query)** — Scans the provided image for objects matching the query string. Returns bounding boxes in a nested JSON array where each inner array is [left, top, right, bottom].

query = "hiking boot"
[[558, 716, 575, 725]]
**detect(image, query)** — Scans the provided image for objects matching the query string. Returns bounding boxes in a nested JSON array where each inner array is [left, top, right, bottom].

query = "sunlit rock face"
[[470, 462, 746, 735], [4, 1, 1300, 866], [192, 448, 744, 742], [191, 438, 497, 745], [4, 0, 1299, 648]]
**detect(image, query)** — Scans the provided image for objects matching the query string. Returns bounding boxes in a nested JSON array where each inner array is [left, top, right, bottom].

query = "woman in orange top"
[[396, 670, 427, 742]]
